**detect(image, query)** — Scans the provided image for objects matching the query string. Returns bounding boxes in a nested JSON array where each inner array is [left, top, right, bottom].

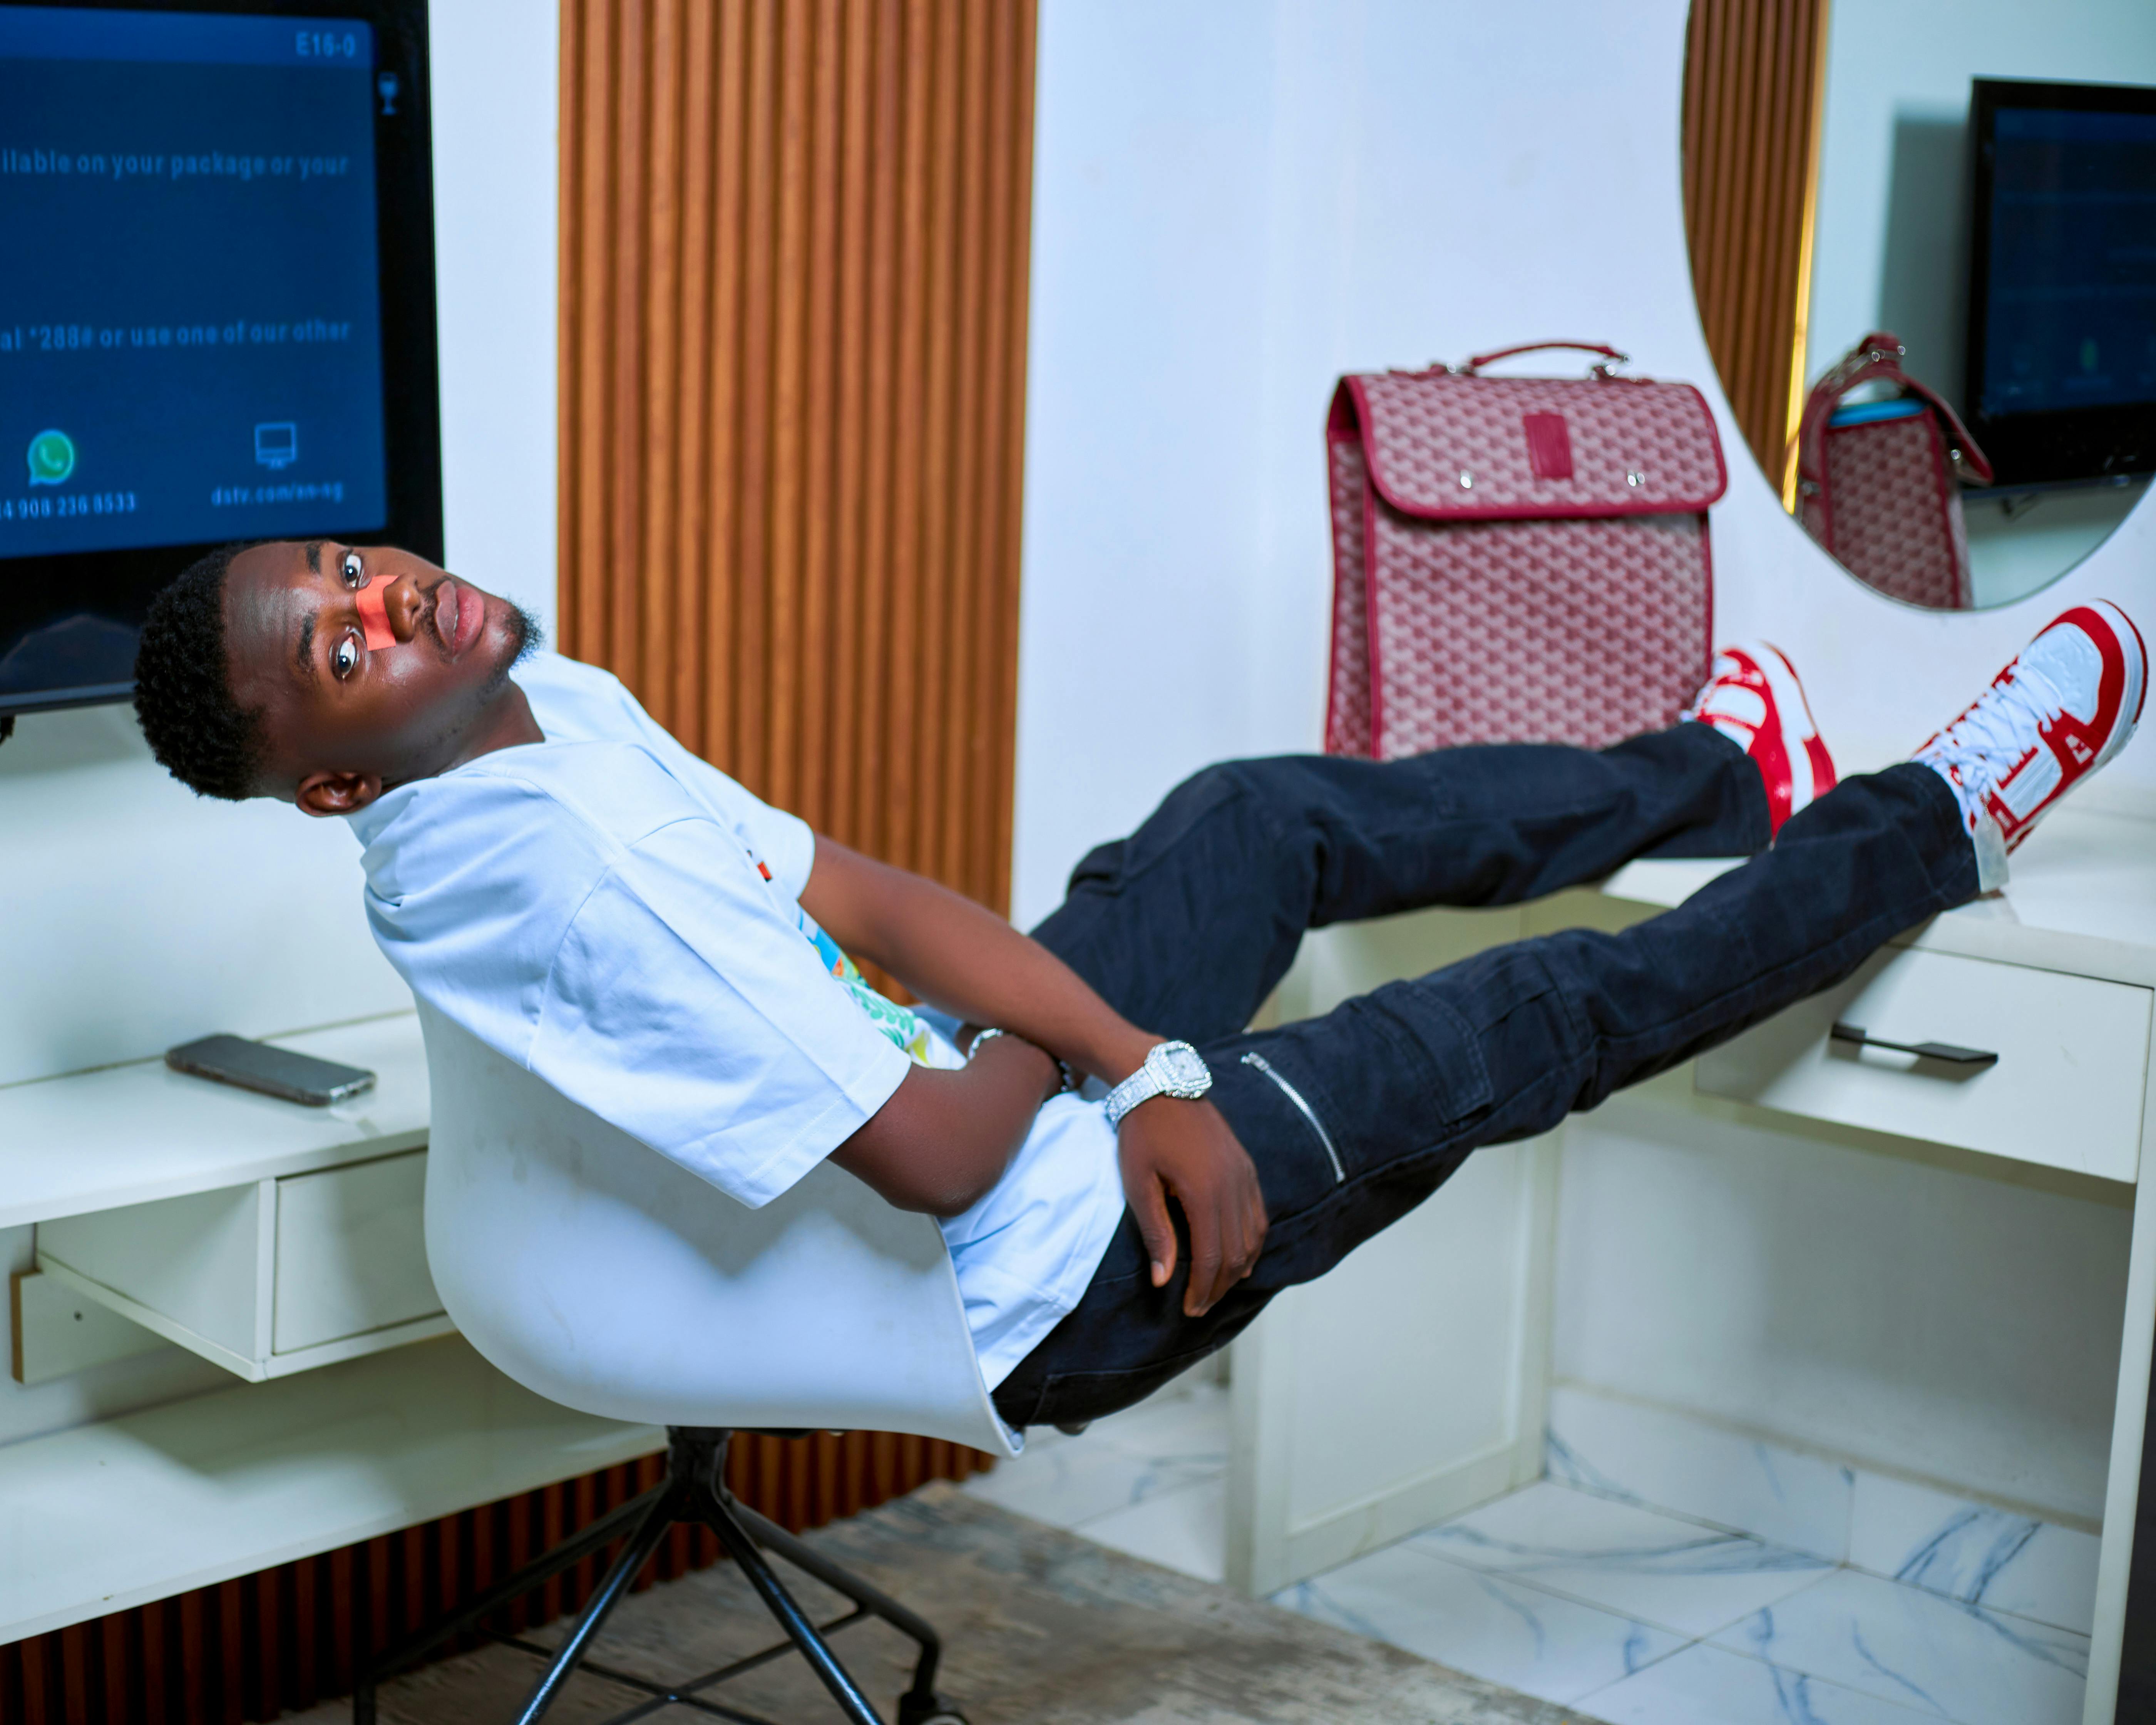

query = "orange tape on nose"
[[354, 573, 397, 649]]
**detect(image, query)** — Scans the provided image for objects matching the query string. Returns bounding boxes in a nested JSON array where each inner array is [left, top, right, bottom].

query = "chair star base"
[[352, 1426, 965, 1725]]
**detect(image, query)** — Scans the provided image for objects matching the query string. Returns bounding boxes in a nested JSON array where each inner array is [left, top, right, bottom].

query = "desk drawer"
[[37, 1150, 450, 1381], [274, 1151, 442, 1352], [1695, 948, 2152, 1180]]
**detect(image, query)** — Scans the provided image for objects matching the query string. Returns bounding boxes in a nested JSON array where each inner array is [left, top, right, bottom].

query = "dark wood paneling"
[[1683, 0, 1831, 499]]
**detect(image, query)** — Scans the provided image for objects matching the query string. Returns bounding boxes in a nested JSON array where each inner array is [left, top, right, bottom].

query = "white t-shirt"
[[347, 649, 1125, 1388]]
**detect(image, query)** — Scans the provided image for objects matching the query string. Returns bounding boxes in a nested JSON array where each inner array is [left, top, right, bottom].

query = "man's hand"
[[1116, 1098, 1267, 1318]]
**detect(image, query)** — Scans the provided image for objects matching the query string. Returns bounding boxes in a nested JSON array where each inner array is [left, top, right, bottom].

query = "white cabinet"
[[1228, 904, 1560, 1596], [1228, 1134, 1556, 1595], [37, 1148, 449, 1382]]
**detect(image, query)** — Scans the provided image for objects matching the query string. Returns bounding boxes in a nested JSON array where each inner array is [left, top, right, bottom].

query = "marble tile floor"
[[1543, 1382, 2102, 1633], [1285, 1481, 2088, 1725], [970, 1381, 2093, 1725], [959, 1375, 1233, 1583]]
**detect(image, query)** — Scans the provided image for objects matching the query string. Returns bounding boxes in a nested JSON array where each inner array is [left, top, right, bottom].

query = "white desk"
[[0, 1013, 427, 1231], [1226, 805, 2156, 1725], [0, 1010, 654, 1645]]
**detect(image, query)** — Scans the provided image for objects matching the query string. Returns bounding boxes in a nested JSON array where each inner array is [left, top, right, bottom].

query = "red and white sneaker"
[[1914, 601, 2146, 888], [1683, 641, 1838, 834]]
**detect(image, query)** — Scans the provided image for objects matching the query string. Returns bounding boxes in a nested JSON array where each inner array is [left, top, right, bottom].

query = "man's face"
[[220, 539, 529, 811]]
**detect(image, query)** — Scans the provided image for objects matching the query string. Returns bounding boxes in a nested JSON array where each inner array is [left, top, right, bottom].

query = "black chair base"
[[353, 1427, 965, 1725]]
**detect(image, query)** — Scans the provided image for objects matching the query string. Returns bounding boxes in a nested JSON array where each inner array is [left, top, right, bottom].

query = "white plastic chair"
[[356, 1002, 1018, 1725]]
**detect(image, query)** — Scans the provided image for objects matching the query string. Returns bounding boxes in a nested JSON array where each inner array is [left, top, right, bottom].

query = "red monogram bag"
[[1794, 331, 1994, 611], [1325, 342, 1727, 760]]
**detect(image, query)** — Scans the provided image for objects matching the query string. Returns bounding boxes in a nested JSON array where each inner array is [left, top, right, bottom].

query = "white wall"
[[1018, 0, 2154, 1516], [1013, 4, 1284, 927], [430, 0, 559, 643], [0, 0, 558, 1450]]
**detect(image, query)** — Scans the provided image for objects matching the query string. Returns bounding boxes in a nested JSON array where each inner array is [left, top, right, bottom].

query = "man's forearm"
[[801, 838, 1155, 1083], [831, 1032, 1061, 1215]]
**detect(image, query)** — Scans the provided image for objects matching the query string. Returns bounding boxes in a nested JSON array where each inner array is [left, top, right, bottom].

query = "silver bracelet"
[[966, 1027, 1078, 1095]]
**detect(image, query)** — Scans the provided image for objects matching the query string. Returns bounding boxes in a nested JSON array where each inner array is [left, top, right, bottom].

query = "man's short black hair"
[[133, 541, 267, 800]]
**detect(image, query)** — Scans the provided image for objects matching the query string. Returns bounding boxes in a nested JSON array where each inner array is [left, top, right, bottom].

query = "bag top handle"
[[1795, 330, 1994, 493], [1451, 340, 1631, 378]]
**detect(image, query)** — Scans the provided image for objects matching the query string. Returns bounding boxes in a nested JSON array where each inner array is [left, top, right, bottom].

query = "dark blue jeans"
[[991, 723, 1980, 1430]]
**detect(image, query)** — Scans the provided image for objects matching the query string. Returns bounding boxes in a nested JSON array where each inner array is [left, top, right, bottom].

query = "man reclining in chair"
[[131, 539, 2145, 1435]]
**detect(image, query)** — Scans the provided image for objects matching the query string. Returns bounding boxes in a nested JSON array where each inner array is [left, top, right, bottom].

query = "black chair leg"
[[352, 1426, 965, 1725], [696, 1491, 887, 1725], [726, 1502, 951, 1723], [508, 1478, 684, 1725], [353, 1482, 670, 1725]]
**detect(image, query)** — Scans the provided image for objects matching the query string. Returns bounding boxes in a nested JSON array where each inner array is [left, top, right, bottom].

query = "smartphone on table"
[[165, 1034, 377, 1107]]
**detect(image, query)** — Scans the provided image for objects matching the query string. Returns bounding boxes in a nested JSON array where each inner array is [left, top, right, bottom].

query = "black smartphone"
[[165, 1034, 377, 1107]]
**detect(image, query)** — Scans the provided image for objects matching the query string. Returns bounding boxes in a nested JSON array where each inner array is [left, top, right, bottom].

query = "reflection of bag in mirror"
[[1795, 332, 1994, 611], [1325, 341, 1726, 760]]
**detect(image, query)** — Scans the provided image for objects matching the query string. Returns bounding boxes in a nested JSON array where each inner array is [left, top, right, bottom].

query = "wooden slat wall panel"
[[1682, 0, 1831, 498], [561, 0, 1036, 917], [0, 1433, 994, 1723]]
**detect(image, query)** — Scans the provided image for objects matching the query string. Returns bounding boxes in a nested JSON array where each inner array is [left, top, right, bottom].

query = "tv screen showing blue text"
[[0, 6, 387, 558]]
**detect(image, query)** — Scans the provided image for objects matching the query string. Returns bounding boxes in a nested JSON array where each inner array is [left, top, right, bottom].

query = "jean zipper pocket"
[[1240, 1050, 1345, 1185]]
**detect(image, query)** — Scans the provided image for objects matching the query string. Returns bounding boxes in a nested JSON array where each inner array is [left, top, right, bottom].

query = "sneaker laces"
[[1923, 662, 2067, 799]]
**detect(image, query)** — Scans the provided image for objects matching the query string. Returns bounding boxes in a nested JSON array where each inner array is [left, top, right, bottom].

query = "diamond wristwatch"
[[1103, 1040, 1213, 1130]]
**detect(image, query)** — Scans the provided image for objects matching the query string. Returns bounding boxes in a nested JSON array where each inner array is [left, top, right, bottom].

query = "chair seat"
[[417, 1002, 1018, 1457]]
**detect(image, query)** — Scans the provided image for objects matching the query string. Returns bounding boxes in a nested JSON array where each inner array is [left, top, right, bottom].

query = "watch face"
[[1153, 1042, 1210, 1094]]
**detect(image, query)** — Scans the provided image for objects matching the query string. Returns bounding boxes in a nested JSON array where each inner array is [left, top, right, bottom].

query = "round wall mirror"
[[1683, 1, 2156, 610]]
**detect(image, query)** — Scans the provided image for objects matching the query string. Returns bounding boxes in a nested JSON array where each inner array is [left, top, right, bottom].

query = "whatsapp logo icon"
[[27, 429, 76, 487]]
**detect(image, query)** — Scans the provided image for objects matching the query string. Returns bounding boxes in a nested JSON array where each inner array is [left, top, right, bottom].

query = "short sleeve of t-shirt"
[[353, 740, 909, 1211], [531, 811, 909, 1208]]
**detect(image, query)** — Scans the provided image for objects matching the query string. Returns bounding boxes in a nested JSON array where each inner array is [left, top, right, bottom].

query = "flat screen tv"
[[1965, 77, 2156, 489], [0, 0, 439, 717]]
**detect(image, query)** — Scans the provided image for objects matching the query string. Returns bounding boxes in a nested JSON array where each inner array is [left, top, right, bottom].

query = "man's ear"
[[296, 768, 383, 817]]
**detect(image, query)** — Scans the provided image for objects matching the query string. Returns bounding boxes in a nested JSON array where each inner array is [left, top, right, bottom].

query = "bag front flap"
[[1337, 370, 1727, 521]]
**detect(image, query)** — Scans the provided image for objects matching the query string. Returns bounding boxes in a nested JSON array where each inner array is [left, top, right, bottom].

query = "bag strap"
[[1796, 332, 1995, 545], [1450, 340, 1632, 379]]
